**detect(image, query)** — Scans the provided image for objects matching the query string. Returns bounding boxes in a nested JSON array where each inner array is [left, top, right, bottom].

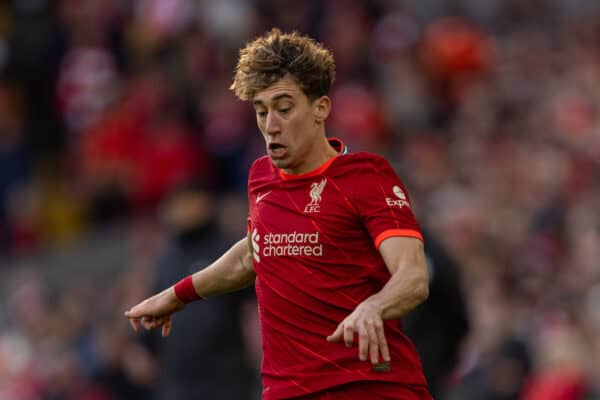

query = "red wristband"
[[174, 275, 202, 304]]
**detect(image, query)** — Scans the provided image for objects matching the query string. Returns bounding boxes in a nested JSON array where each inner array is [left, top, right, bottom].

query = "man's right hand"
[[124, 287, 185, 337]]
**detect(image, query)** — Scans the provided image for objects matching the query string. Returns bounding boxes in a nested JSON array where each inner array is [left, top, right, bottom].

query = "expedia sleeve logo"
[[386, 185, 410, 208], [251, 228, 323, 262]]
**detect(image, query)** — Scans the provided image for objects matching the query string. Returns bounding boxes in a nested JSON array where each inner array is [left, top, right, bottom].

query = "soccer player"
[[125, 29, 432, 400]]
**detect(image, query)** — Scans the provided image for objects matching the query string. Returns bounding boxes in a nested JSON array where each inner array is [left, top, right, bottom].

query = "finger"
[[326, 323, 343, 342], [128, 318, 140, 333], [357, 322, 369, 361], [153, 315, 170, 329], [141, 317, 155, 330], [124, 303, 145, 319], [375, 322, 390, 362], [150, 317, 162, 329], [343, 324, 355, 348], [162, 315, 172, 337], [367, 321, 379, 364], [154, 316, 169, 329]]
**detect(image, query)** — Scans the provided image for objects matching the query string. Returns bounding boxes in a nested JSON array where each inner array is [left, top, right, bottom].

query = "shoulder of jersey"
[[249, 155, 275, 178], [335, 151, 389, 173]]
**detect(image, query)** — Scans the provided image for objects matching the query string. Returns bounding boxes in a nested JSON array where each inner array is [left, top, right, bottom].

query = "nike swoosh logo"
[[256, 191, 271, 204]]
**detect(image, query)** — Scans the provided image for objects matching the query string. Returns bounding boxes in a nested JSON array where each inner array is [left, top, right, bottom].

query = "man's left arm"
[[327, 236, 429, 364], [372, 236, 429, 319]]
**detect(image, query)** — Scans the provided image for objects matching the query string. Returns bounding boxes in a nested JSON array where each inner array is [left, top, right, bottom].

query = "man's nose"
[[265, 111, 280, 134]]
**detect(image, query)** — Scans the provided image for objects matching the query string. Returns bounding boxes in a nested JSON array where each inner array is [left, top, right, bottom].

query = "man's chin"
[[269, 157, 290, 169]]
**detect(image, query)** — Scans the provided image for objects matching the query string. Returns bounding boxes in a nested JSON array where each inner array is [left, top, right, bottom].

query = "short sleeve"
[[352, 156, 422, 249]]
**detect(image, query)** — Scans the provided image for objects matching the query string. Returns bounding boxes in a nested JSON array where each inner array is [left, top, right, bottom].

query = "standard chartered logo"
[[251, 228, 323, 262]]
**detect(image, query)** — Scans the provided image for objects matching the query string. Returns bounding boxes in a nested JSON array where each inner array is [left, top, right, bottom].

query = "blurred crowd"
[[1, 0, 600, 399]]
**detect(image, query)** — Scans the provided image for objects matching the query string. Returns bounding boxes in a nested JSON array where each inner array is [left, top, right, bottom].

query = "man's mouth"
[[268, 143, 288, 159]]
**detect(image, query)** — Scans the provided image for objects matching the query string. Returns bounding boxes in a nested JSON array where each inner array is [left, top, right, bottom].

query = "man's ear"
[[313, 96, 331, 124]]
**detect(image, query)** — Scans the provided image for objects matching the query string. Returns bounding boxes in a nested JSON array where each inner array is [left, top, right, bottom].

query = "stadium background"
[[1, 0, 600, 399]]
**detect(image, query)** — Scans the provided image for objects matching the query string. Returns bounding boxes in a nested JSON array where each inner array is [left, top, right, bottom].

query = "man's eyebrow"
[[272, 93, 293, 101], [253, 93, 294, 106]]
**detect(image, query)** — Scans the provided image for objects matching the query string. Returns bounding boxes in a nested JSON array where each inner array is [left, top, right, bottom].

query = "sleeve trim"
[[374, 229, 423, 249]]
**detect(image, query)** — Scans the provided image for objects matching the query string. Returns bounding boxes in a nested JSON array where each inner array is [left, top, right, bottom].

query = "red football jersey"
[[247, 139, 428, 399]]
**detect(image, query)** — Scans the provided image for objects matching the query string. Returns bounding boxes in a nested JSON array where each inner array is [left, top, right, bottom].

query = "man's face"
[[252, 75, 326, 173]]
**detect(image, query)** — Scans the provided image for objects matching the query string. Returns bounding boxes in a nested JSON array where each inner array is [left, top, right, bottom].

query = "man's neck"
[[282, 136, 338, 175]]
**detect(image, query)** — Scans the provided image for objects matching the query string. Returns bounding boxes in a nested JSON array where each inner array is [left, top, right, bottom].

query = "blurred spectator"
[[449, 336, 532, 400], [328, 81, 391, 152], [142, 180, 259, 399], [521, 321, 589, 400], [419, 16, 494, 106], [403, 229, 470, 399], [56, 34, 119, 135], [0, 82, 31, 252], [75, 68, 213, 221]]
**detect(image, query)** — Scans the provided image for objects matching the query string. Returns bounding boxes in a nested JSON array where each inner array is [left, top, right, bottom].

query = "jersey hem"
[[262, 370, 428, 400]]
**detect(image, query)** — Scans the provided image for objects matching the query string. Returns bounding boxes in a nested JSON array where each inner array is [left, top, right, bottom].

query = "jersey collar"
[[278, 137, 348, 181], [328, 137, 349, 155]]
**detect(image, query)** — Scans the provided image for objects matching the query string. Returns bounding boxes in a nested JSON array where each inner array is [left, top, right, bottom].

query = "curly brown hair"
[[230, 28, 336, 101]]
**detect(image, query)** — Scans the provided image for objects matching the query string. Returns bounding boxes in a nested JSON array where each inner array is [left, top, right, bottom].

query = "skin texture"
[[124, 77, 430, 364]]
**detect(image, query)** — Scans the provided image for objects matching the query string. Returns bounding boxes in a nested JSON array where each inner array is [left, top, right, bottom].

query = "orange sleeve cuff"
[[374, 229, 423, 249]]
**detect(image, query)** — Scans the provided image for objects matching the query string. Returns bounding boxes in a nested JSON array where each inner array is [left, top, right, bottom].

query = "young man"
[[125, 29, 432, 399]]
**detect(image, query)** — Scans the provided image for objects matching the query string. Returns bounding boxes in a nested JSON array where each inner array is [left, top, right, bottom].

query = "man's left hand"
[[326, 299, 390, 364]]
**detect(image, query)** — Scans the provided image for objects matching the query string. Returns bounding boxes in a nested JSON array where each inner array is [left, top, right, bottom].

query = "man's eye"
[[279, 108, 290, 114], [257, 111, 267, 117]]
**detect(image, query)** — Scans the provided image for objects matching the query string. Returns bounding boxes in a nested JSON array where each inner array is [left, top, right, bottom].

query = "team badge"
[[304, 179, 327, 213]]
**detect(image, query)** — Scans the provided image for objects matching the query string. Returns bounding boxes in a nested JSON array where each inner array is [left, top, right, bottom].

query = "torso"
[[247, 152, 427, 399]]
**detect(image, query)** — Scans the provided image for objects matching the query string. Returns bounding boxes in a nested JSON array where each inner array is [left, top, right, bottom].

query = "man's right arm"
[[191, 235, 256, 297], [124, 235, 255, 336]]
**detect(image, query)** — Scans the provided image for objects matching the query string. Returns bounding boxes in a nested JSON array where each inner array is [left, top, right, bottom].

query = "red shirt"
[[247, 140, 428, 399]]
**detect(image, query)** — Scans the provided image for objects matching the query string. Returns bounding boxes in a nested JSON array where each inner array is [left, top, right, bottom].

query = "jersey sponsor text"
[[386, 185, 410, 208], [259, 230, 323, 258]]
